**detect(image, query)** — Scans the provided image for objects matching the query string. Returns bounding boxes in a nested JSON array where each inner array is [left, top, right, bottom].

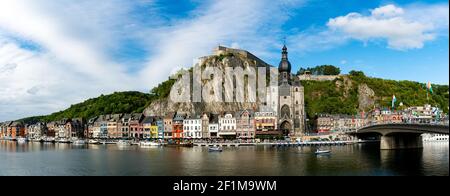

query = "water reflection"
[[0, 141, 448, 176]]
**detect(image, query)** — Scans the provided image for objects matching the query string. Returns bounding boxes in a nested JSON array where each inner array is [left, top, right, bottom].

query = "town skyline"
[[0, 0, 449, 122]]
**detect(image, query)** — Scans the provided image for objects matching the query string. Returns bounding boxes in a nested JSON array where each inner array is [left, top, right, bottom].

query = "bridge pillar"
[[380, 134, 423, 150]]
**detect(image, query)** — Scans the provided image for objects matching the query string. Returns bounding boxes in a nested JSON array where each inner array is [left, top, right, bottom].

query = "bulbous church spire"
[[278, 45, 291, 74]]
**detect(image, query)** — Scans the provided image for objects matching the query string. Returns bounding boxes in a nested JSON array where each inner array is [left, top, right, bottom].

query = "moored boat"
[[32, 137, 43, 143], [117, 140, 131, 146], [315, 149, 331, 154], [43, 137, 55, 143], [139, 141, 160, 146], [17, 137, 27, 143], [88, 139, 100, 144], [208, 146, 223, 152], [100, 140, 117, 144], [57, 138, 71, 143], [73, 139, 87, 145]]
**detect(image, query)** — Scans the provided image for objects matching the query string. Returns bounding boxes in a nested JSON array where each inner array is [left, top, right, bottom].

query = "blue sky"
[[0, 0, 448, 121]]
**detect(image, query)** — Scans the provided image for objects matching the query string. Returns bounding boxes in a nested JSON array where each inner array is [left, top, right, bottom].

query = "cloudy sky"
[[0, 0, 448, 121]]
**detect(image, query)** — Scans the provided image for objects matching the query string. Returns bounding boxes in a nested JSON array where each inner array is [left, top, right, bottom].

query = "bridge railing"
[[352, 121, 450, 133]]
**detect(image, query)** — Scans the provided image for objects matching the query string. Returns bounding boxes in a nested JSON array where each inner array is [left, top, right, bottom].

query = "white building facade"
[[218, 113, 236, 138], [183, 118, 202, 139]]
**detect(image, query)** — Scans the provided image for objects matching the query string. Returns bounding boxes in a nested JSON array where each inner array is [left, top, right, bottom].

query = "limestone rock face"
[[358, 83, 375, 111], [144, 47, 269, 116]]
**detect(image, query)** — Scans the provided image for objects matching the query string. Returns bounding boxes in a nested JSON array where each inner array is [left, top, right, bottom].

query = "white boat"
[[32, 137, 43, 142], [17, 137, 27, 143], [101, 140, 117, 145], [43, 137, 55, 143], [208, 146, 223, 152], [57, 138, 71, 143], [422, 134, 449, 142], [117, 140, 131, 146], [73, 139, 86, 145], [139, 141, 160, 146], [88, 139, 100, 144], [315, 149, 331, 154]]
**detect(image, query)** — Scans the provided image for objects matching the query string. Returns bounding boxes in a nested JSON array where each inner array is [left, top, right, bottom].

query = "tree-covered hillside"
[[303, 70, 449, 121], [18, 78, 178, 124], [349, 71, 448, 113], [41, 91, 151, 122]]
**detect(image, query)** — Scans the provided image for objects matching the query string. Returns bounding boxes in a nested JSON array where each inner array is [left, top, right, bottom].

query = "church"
[[266, 45, 306, 137]]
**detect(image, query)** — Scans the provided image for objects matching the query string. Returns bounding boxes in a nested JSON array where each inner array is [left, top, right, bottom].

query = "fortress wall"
[[298, 74, 343, 81]]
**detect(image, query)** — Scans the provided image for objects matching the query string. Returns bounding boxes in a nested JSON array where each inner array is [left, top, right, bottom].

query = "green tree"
[[297, 65, 340, 75]]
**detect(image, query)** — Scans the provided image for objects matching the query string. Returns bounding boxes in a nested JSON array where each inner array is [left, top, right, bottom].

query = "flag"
[[391, 95, 396, 108], [427, 82, 433, 94]]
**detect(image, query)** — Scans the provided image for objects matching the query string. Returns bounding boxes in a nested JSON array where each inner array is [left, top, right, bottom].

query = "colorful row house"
[[236, 110, 255, 139], [27, 122, 47, 139], [254, 107, 279, 138], [163, 113, 175, 139], [157, 119, 164, 139], [0, 121, 12, 139], [172, 113, 186, 139], [5, 121, 26, 139], [87, 113, 144, 139], [46, 121, 57, 137], [208, 114, 219, 138], [107, 114, 122, 139], [129, 113, 144, 139], [142, 116, 160, 139], [53, 118, 85, 139], [119, 114, 131, 138]]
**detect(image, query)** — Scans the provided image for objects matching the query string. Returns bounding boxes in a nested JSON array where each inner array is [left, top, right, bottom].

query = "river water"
[[0, 141, 448, 176]]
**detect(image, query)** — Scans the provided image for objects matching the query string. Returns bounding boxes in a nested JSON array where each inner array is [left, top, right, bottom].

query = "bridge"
[[349, 123, 449, 150]]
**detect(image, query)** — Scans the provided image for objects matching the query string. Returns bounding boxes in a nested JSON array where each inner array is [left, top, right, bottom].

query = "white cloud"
[[0, 1, 137, 82], [371, 4, 404, 18], [327, 4, 436, 50], [139, 0, 305, 87], [290, 3, 449, 51], [0, 0, 146, 121], [0, 38, 131, 121], [0, 0, 306, 121]]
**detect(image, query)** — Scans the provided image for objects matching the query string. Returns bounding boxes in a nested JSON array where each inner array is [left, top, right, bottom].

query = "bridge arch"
[[353, 123, 449, 150]]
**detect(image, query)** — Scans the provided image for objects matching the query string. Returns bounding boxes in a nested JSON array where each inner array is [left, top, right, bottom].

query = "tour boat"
[[315, 149, 331, 154], [117, 140, 131, 147], [208, 146, 223, 152]]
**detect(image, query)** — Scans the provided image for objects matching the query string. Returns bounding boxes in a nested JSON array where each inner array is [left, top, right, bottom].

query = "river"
[[0, 141, 448, 176]]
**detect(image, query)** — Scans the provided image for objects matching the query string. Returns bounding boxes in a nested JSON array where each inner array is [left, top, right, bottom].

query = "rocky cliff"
[[144, 47, 269, 116]]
